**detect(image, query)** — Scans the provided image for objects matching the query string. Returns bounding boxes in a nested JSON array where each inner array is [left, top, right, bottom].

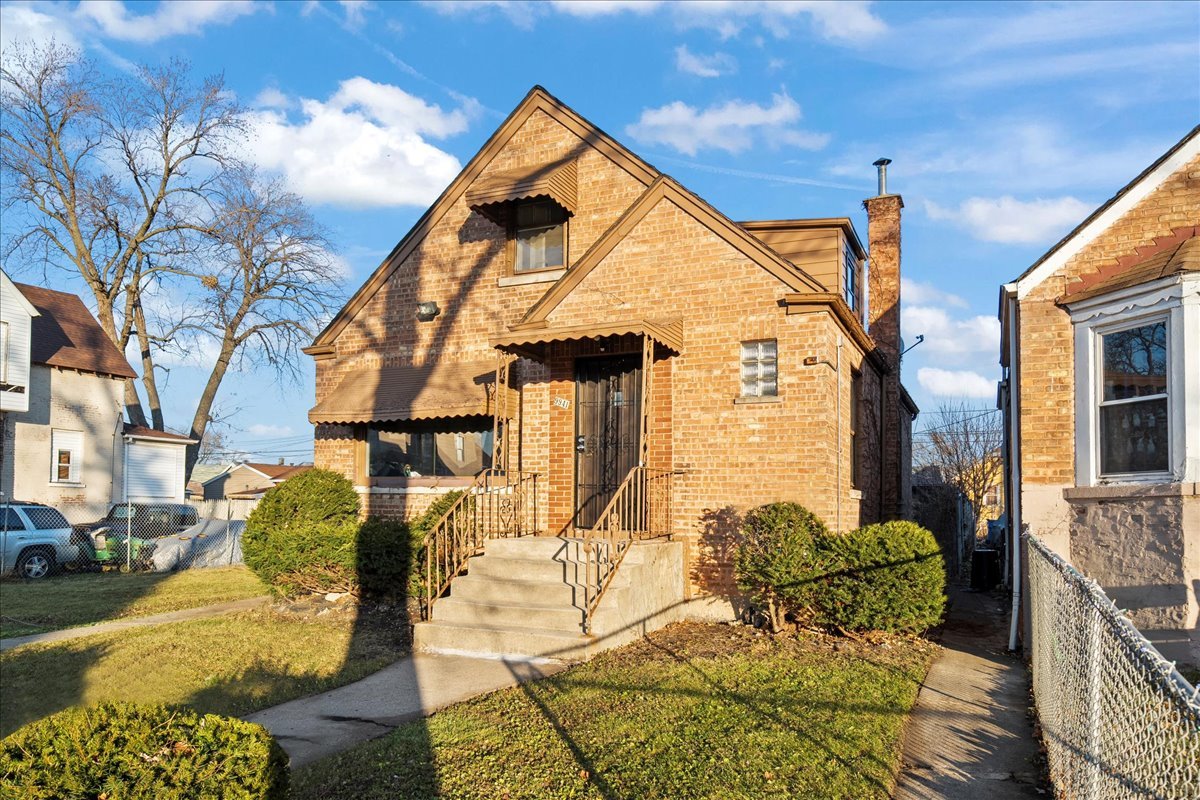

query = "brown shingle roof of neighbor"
[[239, 462, 310, 480], [122, 423, 196, 443], [15, 283, 137, 379], [1061, 232, 1200, 304], [309, 360, 508, 425], [466, 156, 579, 223]]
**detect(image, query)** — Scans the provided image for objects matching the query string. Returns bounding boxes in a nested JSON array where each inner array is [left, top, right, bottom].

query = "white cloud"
[[901, 278, 968, 309], [337, 0, 371, 29], [245, 77, 467, 208], [75, 0, 262, 43], [252, 87, 291, 110], [0, 3, 80, 52], [924, 195, 1092, 245], [423, 0, 886, 43], [548, 0, 659, 17], [248, 424, 295, 438], [674, 45, 736, 78], [902, 305, 1000, 361], [917, 368, 996, 399], [626, 92, 828, 156]]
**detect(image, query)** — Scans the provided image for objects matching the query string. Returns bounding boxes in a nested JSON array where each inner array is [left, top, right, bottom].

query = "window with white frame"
[[50, 429, 83, 484], [1097, 320, 1168, 475], [1068, 273, 1198, 486], [740, 339, 778, 397]]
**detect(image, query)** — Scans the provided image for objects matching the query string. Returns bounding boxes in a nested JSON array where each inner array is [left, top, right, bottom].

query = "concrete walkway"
[[893, 587, 1042, 799], [245, 652, 566, 767], [0, 595, 270, 651]]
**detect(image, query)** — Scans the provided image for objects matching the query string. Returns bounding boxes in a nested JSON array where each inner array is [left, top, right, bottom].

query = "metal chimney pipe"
[[873, 158, 892, 196]]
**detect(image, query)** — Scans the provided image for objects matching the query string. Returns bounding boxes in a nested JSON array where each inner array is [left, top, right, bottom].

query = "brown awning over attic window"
[[309, 360, 514, 425], [492, 319, 683, 362], [466, 157, 578, 224]]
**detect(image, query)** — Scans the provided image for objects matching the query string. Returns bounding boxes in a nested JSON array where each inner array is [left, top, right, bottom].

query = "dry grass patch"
[[0, 567, 268, 638], [0, 601, 410, 736], [295, 621, 939, 800]]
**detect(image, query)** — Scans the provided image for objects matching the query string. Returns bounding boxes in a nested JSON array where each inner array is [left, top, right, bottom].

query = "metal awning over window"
[[308, 360, 514, 425], [466, 157, 578, 225], [491, 319, 683, 362]]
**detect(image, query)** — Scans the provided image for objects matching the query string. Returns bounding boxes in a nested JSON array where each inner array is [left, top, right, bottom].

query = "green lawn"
[[0, 605, 409, 736], [294, 622, 938, 800], [0, 567, 268, 638]]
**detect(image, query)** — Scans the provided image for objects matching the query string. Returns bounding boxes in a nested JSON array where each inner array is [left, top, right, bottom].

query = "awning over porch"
[[491, 318, 683, 361], [308, 360, 514, 424], [466, 157, 578, 224]]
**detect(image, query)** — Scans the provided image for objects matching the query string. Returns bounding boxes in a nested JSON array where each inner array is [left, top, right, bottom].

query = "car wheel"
[[16, 549, 54, 580]]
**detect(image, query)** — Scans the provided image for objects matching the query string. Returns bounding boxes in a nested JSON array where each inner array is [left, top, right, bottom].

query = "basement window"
[[511, 200, 567, 273], [740, 339, 778, 398]]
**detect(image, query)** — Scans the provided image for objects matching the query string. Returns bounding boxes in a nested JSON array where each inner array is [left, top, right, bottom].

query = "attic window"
[[512, 200, 567, 273]]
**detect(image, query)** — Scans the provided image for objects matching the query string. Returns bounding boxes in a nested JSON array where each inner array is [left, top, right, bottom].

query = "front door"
[[574, 354, 642, 529]]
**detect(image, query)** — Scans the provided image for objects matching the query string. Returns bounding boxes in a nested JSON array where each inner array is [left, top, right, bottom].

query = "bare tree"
[[166, 167, 342, 476], [913, 402, 1004, 537], [0, 42, 242, 426]]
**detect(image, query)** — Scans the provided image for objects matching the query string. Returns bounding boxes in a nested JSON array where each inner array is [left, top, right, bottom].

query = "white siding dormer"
[[0, 271, 38, 413]]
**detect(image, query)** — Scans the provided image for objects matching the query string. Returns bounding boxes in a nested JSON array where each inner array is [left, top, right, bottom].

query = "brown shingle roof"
[[1061, 233, 1200, 304], [242, 463, 312, 480], [308, 360, 506, 424], [123, 423, 195, 443], [16, 283, 136, 379]]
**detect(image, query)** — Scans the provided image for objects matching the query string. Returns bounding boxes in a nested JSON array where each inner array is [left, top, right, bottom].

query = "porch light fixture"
[[416, 301, 440, 321]]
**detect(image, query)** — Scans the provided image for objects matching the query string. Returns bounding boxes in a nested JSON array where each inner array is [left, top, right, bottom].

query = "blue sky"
[[2, 0, 1197, 463]]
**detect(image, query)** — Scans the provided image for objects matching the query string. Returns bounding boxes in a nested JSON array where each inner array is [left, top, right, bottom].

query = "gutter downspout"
[[836, 336, 843, 532], [1005, 290, 1023, 652]]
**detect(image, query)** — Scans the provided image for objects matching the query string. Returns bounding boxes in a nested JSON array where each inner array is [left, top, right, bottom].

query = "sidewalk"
[[893, 586, 1042, 799], [0, 595, 270, 651], [245, 652, 565, 767]]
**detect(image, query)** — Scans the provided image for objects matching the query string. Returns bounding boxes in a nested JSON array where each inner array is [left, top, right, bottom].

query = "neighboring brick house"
[[0, 276, 193, 522], [201, 461, 312, 500], [999, 125, 1199, 665], [306, 87, 916, 621]]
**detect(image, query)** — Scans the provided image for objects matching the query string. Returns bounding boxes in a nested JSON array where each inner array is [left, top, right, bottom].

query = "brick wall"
[[314, 108, 898, 600], [1018, 153, 1200, 495]]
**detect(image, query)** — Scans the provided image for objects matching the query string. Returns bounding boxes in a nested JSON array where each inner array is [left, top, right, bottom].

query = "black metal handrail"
[[422, 468, 537, 619]]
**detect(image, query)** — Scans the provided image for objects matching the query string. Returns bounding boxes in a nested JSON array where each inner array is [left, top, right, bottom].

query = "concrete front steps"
[[413, 535, 685, 663]]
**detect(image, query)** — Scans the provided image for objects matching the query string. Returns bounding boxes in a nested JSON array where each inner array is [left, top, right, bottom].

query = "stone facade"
[[1006, 134, 1200, 663], [0, 364, 124, 523], [310, 89, 915, 604]]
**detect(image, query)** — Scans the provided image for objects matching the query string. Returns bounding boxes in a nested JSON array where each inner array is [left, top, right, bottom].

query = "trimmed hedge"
[[356, 517, 424, 599], [0, 702, 288, 799], [733, 502, 829, 631], [734, 505, 946, 634], [810, 521, 946, 634]]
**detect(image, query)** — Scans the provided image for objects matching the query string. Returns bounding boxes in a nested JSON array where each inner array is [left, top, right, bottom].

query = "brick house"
[[999, 125, 1199, 665], [306, 87, 916, 656]]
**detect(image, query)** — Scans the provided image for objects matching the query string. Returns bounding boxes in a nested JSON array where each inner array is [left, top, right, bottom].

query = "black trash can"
[[971, 548, 1001, 591]]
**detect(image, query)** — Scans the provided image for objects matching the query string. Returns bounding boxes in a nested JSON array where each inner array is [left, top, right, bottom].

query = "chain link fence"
[[1, 499, 255, 580], [1027, 534, 1200, 799]]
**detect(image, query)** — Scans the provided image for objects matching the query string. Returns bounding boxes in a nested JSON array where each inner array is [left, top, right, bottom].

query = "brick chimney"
[[863, 158, 907, 520], [865, 158, 902, 361]]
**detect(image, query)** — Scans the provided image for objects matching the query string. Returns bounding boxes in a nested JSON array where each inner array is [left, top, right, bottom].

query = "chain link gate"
[[1026, 534, 1200, 799]]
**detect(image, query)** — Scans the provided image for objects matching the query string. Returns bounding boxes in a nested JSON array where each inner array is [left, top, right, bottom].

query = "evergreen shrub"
[[0, 702, 288, 800], [733, 502, 829, 631]]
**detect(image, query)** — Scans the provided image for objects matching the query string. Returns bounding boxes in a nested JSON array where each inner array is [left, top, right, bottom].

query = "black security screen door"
[[574, 354, 642, 529]]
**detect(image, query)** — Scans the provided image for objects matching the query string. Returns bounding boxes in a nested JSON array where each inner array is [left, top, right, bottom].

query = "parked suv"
[[1, 502, 79, 579], [75, 503, 199, 568]]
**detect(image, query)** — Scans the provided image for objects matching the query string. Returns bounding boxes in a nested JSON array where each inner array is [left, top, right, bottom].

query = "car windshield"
[[108, 506, 137, 520], [23, 507, 70, 530]]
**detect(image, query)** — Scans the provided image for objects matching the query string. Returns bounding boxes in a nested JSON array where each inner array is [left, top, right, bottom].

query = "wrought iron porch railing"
[[579, 466, 676, 634], [422, 468, 538, 619]]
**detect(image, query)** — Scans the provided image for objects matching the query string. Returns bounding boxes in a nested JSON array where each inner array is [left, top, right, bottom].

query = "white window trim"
[[50, 428, 85, 485], [1069, 274, 1200, 486]]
